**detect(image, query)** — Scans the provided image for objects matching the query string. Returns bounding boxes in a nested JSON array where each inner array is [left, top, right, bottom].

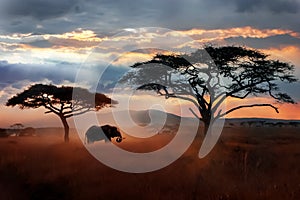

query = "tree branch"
[[189, 108, 203, 121], [167, 95, 200, 109], [230, 90, 252, 99], [227, 80, 266, 97], [63, 106, 88, 115], [218, 104, 279, 118], [211, 80, 265, 114], [47, 103, 61, 112], [44, 105, 60, 115], [65, 108, 92, 118]]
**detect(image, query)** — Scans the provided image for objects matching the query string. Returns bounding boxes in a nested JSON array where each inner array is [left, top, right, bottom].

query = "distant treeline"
[[226, 121, 300, 128], [0, 127, 36, 137]]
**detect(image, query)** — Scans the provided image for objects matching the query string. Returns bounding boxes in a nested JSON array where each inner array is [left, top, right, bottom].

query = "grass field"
[[1, 126, 300, 200]]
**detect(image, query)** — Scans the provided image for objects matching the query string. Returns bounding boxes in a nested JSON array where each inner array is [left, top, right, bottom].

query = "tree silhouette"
[[123, 46, 297, 135], [10, 123, 24, 136], [10, 123, 24, 129], [6, 84, 117, 142]]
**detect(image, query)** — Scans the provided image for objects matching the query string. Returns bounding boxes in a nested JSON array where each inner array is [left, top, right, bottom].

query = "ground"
[[0, 127, 300, 200]]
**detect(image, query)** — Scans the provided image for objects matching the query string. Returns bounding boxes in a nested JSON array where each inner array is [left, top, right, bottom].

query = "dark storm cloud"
[[233, 0, 299, 14], [0, 60, 79, 103], [0, 60, 129, 94], [0, 0, 158, 34], [20, 37, 98, 48], [96, 66, 129, 93], [0, 0, 300, 38], [22, 40, 53, 48], [3, 0, 79, 20], [225, 34, 300, 49], [0, 0, 84, 34], [0, 60, 77, 90]]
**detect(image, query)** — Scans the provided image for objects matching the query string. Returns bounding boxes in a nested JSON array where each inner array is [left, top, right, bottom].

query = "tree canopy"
[[123, 46, 297, 135], [6, 84, 117, 142]]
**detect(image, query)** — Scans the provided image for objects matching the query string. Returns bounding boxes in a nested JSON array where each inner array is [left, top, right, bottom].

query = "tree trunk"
[[185, 125, 203, 157], [60, 116, 69, 142], [203, 121, 210, 136], [184, 119, 211, 157], [201, 110, 211, 136]]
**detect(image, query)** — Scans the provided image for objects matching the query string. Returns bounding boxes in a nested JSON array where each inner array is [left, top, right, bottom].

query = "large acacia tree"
[[123, 46, 297, 135], [6, 84, 117, 142]]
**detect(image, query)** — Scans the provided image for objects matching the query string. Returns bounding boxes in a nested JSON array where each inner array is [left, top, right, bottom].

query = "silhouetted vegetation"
[[6, 84, 117, 142], [124, 46, 297, 136]]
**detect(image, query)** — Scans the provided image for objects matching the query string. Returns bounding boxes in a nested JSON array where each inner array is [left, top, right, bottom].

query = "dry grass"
[[1, 127, 300, 199]]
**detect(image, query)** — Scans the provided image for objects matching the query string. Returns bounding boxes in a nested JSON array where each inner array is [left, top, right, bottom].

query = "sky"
[[0, 0, 300, 128]]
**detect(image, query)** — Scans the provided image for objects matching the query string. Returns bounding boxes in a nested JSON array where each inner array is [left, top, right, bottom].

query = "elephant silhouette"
[[85, 125, 123, 144]]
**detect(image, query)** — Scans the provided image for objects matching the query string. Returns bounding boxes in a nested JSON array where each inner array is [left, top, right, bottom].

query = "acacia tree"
[[123, 46, 297, 135], [10, 123, 24, 136], [6, 84, 117, 142]]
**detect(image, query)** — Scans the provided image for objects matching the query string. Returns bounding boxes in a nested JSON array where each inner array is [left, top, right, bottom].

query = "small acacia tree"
[[10, 123, 24, 136], [123, 46, 297, 136], [6, 84, 117, 142]]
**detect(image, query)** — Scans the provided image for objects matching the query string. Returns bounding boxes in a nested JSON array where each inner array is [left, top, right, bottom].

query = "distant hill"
[[98, 109, 182, 127]]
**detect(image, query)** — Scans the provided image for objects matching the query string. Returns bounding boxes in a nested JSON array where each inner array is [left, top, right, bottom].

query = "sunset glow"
[[0, 0, 299, 128]]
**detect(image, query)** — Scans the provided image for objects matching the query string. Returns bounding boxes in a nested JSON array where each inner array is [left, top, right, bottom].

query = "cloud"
[[225, 34, 300, 49], [0, 60, 76, 86], [263, 46, 300, 76], [0, 29, 102, 49], [112, 52, 154, 67], [96, 66, 129, 93], [1, 0, 300, 36], [233, 0, 300, 14], [178, 27, 299, 45], [0, 59, 131, 105], [2, 0, 80, 20], [2, 26, 298, 54]]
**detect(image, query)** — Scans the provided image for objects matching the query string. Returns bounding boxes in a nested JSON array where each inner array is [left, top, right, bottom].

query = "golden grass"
[[0, 127, 300, 199]]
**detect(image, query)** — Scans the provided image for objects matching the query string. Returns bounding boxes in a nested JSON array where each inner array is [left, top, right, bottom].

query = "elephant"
[[85, 125, 123, 144]]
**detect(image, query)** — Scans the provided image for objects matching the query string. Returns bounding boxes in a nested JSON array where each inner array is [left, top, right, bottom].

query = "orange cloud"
[[112, 51, 155, 67], [263, 46, 300, 65], [55, 29, 103, 42], [2, 26, 299, 65], [178, 26, 298, 42], [1, 26, 299, 50]]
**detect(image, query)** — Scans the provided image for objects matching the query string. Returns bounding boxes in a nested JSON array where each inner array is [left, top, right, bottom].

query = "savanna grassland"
[[1, 126, 300, 200]]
